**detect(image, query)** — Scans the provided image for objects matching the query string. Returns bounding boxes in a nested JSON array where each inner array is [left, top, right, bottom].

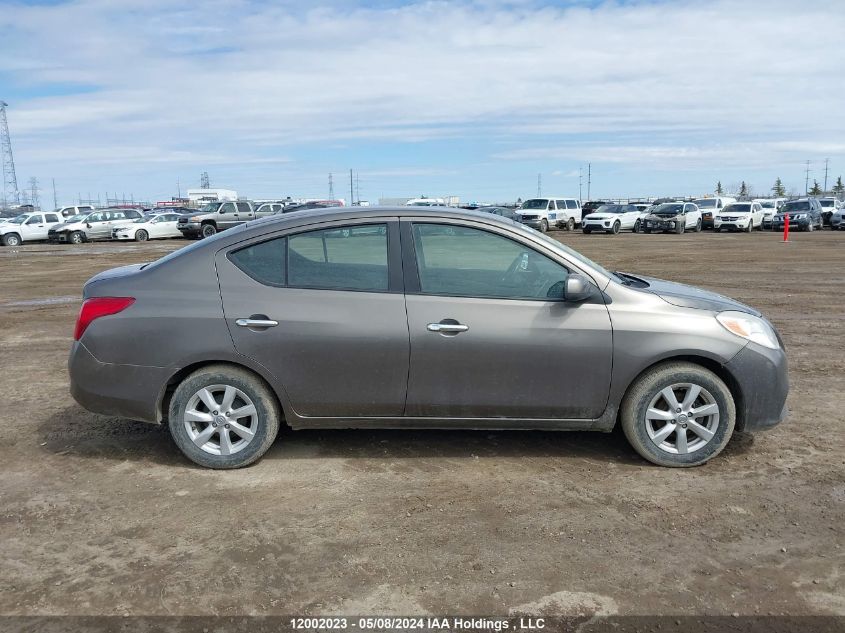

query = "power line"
[[0, 101, 20, 207]]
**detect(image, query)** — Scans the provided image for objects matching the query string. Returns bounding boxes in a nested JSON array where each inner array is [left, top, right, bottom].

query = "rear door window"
[[288, 224, 388, 291], [230, 237, 287, 286], [236, 202, 251, 214]]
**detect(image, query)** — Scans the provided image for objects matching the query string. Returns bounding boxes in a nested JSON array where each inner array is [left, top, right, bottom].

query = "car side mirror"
[[562, 273, 594, 302], [86, 223, 92, 228]]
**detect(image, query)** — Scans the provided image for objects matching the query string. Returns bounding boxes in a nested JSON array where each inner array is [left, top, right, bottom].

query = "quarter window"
[[566, 200, 578, 209], [230, 237, 287, 286], [45, 214, 59, 223], [411, 224, 569, 300]]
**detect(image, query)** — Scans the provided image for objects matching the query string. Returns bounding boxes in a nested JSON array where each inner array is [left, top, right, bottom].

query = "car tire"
[[610, 221, 621, 235], [201, 223, 217, 238], [69, 231, 84, 244], [168, 364, 281, 469], [676, 223, 685, 234], [2, 233, 21, 247], [715, 227, 721, 233], [644, 228, 651, 234], [695, 219, 702, 232], [539, 219, 549, 233], [633, 220, 641, 233], [135, 229, 149, 242], [567, 217, 576, 231], [583, 228, 591, 234], [620, 361, 736, 467]]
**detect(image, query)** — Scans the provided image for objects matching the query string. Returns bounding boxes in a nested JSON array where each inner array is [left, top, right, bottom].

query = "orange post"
[[783, 213, 790, 242]]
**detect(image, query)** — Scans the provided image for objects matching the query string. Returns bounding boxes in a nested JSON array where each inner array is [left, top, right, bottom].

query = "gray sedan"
[[69, 207, 788, 469]]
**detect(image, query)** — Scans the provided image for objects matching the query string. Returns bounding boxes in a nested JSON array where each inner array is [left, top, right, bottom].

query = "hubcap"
[[183, 384, 258, 456], [645, 383, 720, 455]]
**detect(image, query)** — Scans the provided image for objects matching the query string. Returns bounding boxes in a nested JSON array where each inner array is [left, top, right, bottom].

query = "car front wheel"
[[168, 365, 281, 469], [201, 223, 218, 238], [566, 217, 576, 231], [621, 361, 736, 467], [2, 233, 21, 246], [539, 219, 549, 233], [135, 229, 149, 242], [69, 231, 84, 244]]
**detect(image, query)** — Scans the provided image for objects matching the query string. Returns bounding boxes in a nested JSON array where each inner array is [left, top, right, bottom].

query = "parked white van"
[[693, 196, 736, 229], [516, 197, 582, 232]]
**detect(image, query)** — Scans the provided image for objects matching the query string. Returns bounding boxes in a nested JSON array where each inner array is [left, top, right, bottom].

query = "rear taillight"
[[74, 297, 135, 341]]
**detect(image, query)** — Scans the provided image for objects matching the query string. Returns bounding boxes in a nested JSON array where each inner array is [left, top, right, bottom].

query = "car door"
[[215, 219, 409, 419], [217, 202, 238, 229], [683, 204, 698, 227], [89, 212, 114, 239], [236, 202, 254, 225], [21, 214, 48, 241], [157, 214, 181, 238], [402, 219, 612, 420]]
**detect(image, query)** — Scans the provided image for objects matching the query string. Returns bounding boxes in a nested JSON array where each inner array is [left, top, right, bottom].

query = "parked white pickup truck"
[[0, 211, 64, 246]]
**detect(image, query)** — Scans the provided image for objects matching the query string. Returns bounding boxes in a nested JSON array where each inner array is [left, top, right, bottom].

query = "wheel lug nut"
[[212, 422, 217, 427], [676, 408, 682, 413], [225, 424, 230, 429], [213, 410, 218, 415]]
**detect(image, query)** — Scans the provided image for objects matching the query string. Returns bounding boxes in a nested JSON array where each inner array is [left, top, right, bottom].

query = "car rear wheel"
[[539, 219, 549, 233], [566, 217, 575, 231], [2, 233, 21, 247], [168, 365, 281, 469], [621, 361, 735, 467], [69, 231, 84, 244], [201, 223, 217, 238], [135, 229, 149, 242]]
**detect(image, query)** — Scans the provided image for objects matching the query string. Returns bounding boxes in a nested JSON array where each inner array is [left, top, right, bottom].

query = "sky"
[[1, 0, 844, 206]]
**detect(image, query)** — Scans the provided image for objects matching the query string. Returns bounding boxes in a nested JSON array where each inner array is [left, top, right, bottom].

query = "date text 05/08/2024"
[[289, 617, 547, 631]]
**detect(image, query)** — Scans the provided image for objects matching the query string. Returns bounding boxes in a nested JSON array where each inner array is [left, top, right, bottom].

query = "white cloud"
[[1, 0, 843, 199]]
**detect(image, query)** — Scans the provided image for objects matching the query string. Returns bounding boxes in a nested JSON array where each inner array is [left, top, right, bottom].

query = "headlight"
[[188, 216, 203, 222], [716, 311, 780, 349], [794, 213, 806, 219], [669, 221, 675, 227]]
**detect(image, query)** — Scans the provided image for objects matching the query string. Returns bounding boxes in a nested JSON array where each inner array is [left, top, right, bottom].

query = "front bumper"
[[583, 221, 613, 231], [714, 220, 749, 230], [724, 342, 789, 432], [772, 218, 809, 230], [178, 222, 202, 236], [644, 219, 678, 231], [69, 340, 171, 423]]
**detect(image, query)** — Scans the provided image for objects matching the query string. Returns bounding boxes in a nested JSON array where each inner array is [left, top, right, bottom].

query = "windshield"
[[819, 200, 834, 207], [522, 223, 621, 283], [65, 214, 87, 223], [694, 199, 717, 208], [133, 216, 150, 223], [199, 202, 223, 213], [653, 203, 684, 215], [5, 214, 28, 224], [782, 201, 810, 212], [521, 199, 549, 210], [758, 201, 775, 208], [594, 205, 625, 214], [723, 204, 751, 213]]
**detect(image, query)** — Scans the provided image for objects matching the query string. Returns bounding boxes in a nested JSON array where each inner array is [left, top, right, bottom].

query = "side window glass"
[[236, 202, 251, 214], [547, 200, 556, 210], [411, 224, 569, 300], [220, 203, 235, 214], [25, 216, 41, 225], [556, 200, 567, 211], [288, 224, 388, 291], [46, 214, 59, 223], [566, 200, 578, 209], [230, 237, 287, 286]]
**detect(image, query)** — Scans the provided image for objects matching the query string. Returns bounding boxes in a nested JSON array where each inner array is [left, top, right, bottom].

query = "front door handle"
[[427, 322, 469, 334], [236, 318, 279, 328]]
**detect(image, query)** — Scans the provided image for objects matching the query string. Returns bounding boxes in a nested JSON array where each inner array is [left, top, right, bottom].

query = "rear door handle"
[[427, 322, 469, 334], [236, 318, 279, 328]]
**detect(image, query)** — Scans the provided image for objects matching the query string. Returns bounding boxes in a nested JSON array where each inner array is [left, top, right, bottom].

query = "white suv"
[[516, 197, 581, 232], [714, 202, 764, 232], [0, 211, 63, 246]]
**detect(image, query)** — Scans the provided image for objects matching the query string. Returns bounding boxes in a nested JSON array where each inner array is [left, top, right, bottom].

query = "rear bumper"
[[724, 342, 789, 432], [69, 341, 170, 423]]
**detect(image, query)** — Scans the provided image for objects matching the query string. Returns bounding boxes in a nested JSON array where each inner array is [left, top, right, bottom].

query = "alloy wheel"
[[645, 383, 720, 455], [183, 384, 259, 456]]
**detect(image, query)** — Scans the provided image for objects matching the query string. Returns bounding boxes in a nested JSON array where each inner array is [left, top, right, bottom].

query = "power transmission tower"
[[200, 171, 210, 189], [804, 160, 811, 194], [537, 173, 541, 197], [579, 167, 583, 201], [0, 101, 20, 207], [587, 163, 592, 200], [328, 173, 334, 200], [28, 177, 40, 209], [824, 158, 830, 193]]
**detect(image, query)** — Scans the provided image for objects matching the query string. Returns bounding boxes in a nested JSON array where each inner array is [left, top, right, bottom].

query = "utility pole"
[[579, 167, 583, 201], [349, 169, 354, 206], [355, 172, 360, 204], [824, 158, 830, 193], [0, 101, 20, 207], [587, 163, 592, 201], [177, 178, 181, 199], [805, 160, 811, 194], [328, 173, 334, 201], [52, 178, 58, 210], [537, 173, 541, 197]]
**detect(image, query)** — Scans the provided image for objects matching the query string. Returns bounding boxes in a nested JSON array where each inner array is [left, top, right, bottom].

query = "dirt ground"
[[0, 229, 843, 619]]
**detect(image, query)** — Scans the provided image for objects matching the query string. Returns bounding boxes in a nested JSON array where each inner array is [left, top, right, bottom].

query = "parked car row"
[[501, 197, 838, 236]]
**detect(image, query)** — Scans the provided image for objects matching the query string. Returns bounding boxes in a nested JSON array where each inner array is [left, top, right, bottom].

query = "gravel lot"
[[1, 230, 843, 618]]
